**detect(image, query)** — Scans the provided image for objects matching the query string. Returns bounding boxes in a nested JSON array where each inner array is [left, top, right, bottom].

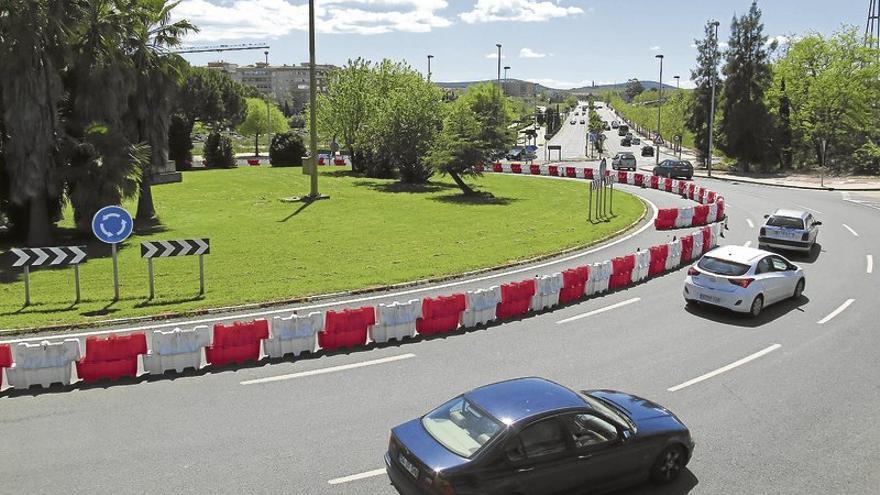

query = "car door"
[[558, 412, 641, 493], [503, 416, 581, 495], [768, 255, 797, 300], [753, 257, 779, 302]]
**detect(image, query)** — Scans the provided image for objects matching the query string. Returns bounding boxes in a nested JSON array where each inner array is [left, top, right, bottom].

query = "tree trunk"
[[136, 167, 157, 228], [448, 170, 476, 195], [27, 194, 52, 247], [254, 133, 260, 157]]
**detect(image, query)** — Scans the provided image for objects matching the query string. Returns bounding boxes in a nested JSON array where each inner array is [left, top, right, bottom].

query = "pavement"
[[2, 104, 880, 495]]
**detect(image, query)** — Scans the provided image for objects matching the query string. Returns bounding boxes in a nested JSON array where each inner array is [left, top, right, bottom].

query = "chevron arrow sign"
[[141, 239, 210, 258], [7, 246, 87, 268]]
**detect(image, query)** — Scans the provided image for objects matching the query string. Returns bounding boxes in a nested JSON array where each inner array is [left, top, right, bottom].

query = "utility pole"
[[307, 0, 320, 198], [265, 50, 271, 156], [868, 0, 880, 49], [496, 43, 502, 88], [427, 54, 433, 82], [707, 20, 720, 177], [504, 65, 510, 81], [655, 54, 664, 166]]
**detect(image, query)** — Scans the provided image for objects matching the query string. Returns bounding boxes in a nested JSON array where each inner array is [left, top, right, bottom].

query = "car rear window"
[[422, 397, 503, 458], [697, 256, 750, 276], [766, 216, 804, 229]]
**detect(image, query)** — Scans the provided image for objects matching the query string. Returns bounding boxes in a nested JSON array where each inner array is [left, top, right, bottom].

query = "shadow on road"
[[765, 243, 822, 265], [685, 295, 810, 328], [611, 469, 699, 494]]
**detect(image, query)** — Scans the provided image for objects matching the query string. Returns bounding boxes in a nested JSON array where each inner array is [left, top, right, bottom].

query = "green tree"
[[316, 58, 374, 173], [686, 20, 723, 166], [458, 82, 516, 159], [269, 132, 306, 167], [622, 79, 645, 103], [427, 99, 491, 196], [718, 1, 775, 172], [238, 97, 288, 156]]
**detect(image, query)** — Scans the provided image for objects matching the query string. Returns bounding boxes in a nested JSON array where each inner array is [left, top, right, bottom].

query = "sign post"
[[8, 246, 87, 306], [92, 205, 133, 301], [141, 239, 210, 299]]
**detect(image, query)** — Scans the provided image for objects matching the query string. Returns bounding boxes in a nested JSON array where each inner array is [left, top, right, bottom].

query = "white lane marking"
[[556, 298, 641, 324], [328, 469, 386, 485], [842, 224, 859, 237], [843, 198, 880, 212], [2, 196, 662, 345], [667, 344, 781, 392], [817, 299, 855, 325], [868, 255, 874, 274], [746, 218, 754, 228], [240, 353, 416, 385], [794, 204, 824, 214]]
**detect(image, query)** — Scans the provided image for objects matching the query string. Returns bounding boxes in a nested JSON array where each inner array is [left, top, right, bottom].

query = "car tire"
[[749, 295, 764, 318], [792, 278, 805, 299], [685, 299, 698, 308], [650, 445, 687, 485]]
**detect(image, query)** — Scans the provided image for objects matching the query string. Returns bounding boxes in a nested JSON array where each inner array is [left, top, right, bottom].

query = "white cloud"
[[526, 77, 592, 90], [766, 35, 791, 47], [519, 47, 548, 58], [649, 46, 660, 51], [174, 0, 452, 40], [460, 0, 584, 24], [485, 52, 507, 59]]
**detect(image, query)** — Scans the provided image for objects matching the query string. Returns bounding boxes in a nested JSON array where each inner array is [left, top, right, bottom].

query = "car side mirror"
[[620, 429, 633, 442], [763, 214, 769, 219]]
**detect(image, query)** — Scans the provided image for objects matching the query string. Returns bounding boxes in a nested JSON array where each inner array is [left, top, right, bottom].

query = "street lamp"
[[427, 54, 433, 82], [496, 43, 502, 87], [265, 51, 271, 157], [673, 75, 680, 90], [307, 0, 320, 197], [504, 65, 511, 81], [707, 20, 721, 177], [655, 54, 664, 165]]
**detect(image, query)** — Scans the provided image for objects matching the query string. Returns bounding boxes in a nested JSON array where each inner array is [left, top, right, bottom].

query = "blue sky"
[[175, 0, 867, 89]]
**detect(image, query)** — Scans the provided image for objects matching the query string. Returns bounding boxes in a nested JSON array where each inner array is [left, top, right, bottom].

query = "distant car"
[[570, 119, 576, 125], [506, 147, 525, 161], [579, 119, 586, 124], [612, 152, 637, 171], [759, 209, 821, 253], [632, 137, 641, 145], [385, 377, 694, 495], [618, 125, 630, 137], [595, 104, 603, 109], [611, 121, 619, 129], [684, 245, 806, 317], [641, 145, 654, 157], [653, 159, 694, 179], [621, 137, 632, 147], [604, 123, 611, 131]]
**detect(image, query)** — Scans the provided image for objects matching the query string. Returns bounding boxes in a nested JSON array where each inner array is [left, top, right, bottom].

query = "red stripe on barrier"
[[687, 183, 696, 199], [609, 255, 637, 290], [702, 226, 712, 253], [549, 165, 558, 176], [654, 208, 678, 230], [206, 320, 269, 367], [334, 157, 346, 166], [678, 181, 687, 195], [650, 176, 660, 189], [692, 205, 710, 226], [680, 235, 694, 263], [634, 173, 645, 187], [493, 163, 502, 172], [583, 168, 594, 179], [665, 178, 674, 192], [566, 166, 577, 178], [559, 266, 589, 304], [716, 199, 725, 220], [530, 164, 541, 175], [417, 294, 467, 336], [0, 343, 11, 385], [319, 307, 375, 351], [497, 279, 537, 319], [707, 191, 717, 204], [618, 171, 628, 183], [648, 245, 669, 276], [76, 333, 147, 382], [511, 163, 522, 174]]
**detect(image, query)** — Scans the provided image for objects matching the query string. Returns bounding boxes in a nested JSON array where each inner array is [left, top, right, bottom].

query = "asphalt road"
[[545, 102, 589, 160], [2, 115, 879, 494]]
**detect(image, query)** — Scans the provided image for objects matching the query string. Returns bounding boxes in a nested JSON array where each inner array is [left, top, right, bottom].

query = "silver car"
[[684, 245, 805, 317], [758, 209, 821, 252]]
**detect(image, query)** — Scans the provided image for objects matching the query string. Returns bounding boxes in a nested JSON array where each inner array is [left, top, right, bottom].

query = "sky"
[[174, 0, 869, 89]]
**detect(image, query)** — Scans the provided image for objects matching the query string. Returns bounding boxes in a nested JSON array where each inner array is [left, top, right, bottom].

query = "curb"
[[691, 172, 880, 192]]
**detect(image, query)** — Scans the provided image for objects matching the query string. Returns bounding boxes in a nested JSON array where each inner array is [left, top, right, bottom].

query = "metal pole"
[[199, 254, 205, 296], [427, 54, 433, 82], [147, 257, 155, 300], [23, 265, 30, 306], [610, 179, 614, 215], [708, 21, 720, 177], [496, 44, 502, 87], [308, 0, 319, 197], [655, 54, 664, 166], [589, 186, 593, 222], [112, 242, 120, 301], [74, 264, 81, 304]]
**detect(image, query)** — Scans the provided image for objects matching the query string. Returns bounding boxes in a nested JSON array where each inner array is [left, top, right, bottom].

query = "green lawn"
[[0, 167, 644, 331]]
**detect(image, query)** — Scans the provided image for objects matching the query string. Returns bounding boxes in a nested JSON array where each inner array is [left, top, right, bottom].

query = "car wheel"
[[792, 278, 805, 299], [650, 445, 687, 484], [749, 295, 764, 318], [685, 299, 698, 308]]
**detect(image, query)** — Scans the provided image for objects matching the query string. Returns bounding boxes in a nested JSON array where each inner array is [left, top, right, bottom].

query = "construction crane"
[[172, 43, 270, 54], [868, 0, 880, 49]]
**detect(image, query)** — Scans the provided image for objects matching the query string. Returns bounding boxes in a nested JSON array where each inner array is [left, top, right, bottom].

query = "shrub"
[[168, 115, 193, 171], [204, 132, 236, 169], [269, 132, 306, 167]]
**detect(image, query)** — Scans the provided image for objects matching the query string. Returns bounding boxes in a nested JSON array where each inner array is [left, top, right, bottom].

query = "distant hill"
[[436, 79, 676, 94]]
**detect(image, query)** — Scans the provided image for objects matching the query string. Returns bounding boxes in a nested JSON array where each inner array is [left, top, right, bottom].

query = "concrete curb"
[[691, 172, 880, 192]]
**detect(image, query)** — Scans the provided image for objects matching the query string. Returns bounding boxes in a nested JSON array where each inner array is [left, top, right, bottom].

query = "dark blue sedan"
[[385, 377, 694, 495]]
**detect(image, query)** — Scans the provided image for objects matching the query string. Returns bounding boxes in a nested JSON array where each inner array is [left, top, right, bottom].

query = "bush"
[[269, 132, 306, 167], [168, 115, 193, 171], [204, 132, 236, 169]]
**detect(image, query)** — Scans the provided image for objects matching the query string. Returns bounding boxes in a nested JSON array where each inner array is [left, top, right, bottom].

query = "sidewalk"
[[691, 169, 880, 191]]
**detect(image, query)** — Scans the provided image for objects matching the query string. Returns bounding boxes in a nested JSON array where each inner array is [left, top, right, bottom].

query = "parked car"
[[385, 377, 694, 495], [684, 245, 805, 317], [506, 147, 525, 161], [611, 121, 619, 129], [604, 123, 611, 131], [570, 119, 577, 125], [632, 137, 641, 145], [612, 152, 637, 171], [580, 119, 586, 125], [641, 145, 654, 157], [621, 137, 632, 147], [652, 159, 694, 179], [759, 209, 821, 253]]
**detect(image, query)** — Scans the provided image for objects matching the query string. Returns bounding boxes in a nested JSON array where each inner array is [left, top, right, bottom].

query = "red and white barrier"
[[531, 273, 564, 311], [265, 312, 323, 358], [6, 340, 80, 389], [461, 287, 502, 327], [371, 300, 420, 344], [143, 326, 210, 374]]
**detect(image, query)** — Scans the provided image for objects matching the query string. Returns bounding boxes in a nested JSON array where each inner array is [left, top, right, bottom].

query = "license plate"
[[398, 453, 419, 479], [699, 293, 721, 303]]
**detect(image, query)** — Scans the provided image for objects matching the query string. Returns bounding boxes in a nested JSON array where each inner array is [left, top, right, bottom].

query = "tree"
[[203, 132, 236, 168], [686, 20, 722, 166], [622, 79, 645, 103], [718, 1, 775, 172], [168, 114, 193, 170], [457, 82, 516, 159], [238, 97, 288, 156], [269, 132, 306, 167], [316, 58, 374, 173], [427, 99, 491, 196]]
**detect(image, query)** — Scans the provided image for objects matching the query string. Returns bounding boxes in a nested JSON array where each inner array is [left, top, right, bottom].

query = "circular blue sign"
[[92, 206, 134, 244]]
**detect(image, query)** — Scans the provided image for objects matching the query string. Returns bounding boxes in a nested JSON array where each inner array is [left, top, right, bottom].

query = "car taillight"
[[760, 227, 766, 236], [801, 232, 809, 241], [431, 474, 456, 495], [687, 266, 699, 276], [728, 278, 754, 288]]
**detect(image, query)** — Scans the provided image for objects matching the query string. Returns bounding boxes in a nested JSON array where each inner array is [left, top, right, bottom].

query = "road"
[[545, 102, 589, 160], [2, 134, 879, 493]]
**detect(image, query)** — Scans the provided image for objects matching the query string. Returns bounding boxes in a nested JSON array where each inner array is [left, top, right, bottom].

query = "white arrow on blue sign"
[[92, 205, 134, 244]]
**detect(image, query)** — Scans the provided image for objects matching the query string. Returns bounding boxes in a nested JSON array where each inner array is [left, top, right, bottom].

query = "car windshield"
[[767, 216, 804, 229], [422, 396, 503, 458], [580, 394, 632, 429], [697, 256, 751, 276]]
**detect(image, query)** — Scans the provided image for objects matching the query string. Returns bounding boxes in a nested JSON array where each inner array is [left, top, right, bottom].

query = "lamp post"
[[655, 54, 664, 165], [307, 0, 319, 197], [707, 20, 720, 177], [427, 54, 433, 82], [264, 51, 271, 157], [673, 75, 680, 90], [496, 43, 502, 87], [503, 65, 510, 81]]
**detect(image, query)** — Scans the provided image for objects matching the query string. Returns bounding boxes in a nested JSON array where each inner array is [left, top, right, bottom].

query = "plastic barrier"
[[493, 163, 503, 172], [76, 333, 147, 382], [707, 203, 718, 224], [664, 178, 674, 192], [5, 340, 81, 389], [696, 187, 706, 204], [680, 235, 694, 263], [687, 183, 697, 200], [655, 208, 678, 230], [320, 307, 375, 351], [559, 266, 589, 304], [566, 166, 577, 178], [461, 287, 502, 328], [711, 223, 723, 248], [247, 159, 260, 166], [496, 280, 537, 319], [706, 191, 717, 204], [417, 294, 466, 336], [0, 344, 10, 386], [531, 273, 564, 311], [206, 319, 269, 366], [549, 165, 559, 177], [143, 326, 211, 374], [675, 207, 695, 228], [618, 171, 628, 183], [650, 176, 660, 189], [716, 199, 725, 220], [692, 229, 704, 259], [369, 301, 420, 344], [501, 163, 512, 173], [318, 157, 326, 165], [334, 157, 346, 166], [610, 255, 636, 290], [666, 239, 683, 270], [583, 168, 594, 179], [630, 173, 641, 186], [511, 163, 522, 174], [475, 164, 485, 173], [632, 250, 651, 283], [677, 181, 688, 195], [701, 226, 713, 253], [530, 164, 541, 175], [587, 260, 612, 295], [265, 312, 324, 359], [648, 244, 669, 276], [692, 205, 710, 226]]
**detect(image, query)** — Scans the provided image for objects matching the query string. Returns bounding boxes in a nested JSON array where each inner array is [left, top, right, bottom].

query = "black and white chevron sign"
[[590, 177, 605, 190], [141, 239, 210, 258], [8, 246, 87, 268]]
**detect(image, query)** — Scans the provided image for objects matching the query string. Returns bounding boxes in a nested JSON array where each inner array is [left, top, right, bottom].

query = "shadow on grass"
[[321, 169, 361, 178], [279, 199, 319, 222], [351, 180, 458, 194], [134, 294, 205, 308], [432, 192, 519, 206]]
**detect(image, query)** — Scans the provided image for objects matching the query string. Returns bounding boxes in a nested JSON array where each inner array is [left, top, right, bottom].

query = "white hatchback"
[[758, 209, 821, 252], [684, 245, 805, 317]]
